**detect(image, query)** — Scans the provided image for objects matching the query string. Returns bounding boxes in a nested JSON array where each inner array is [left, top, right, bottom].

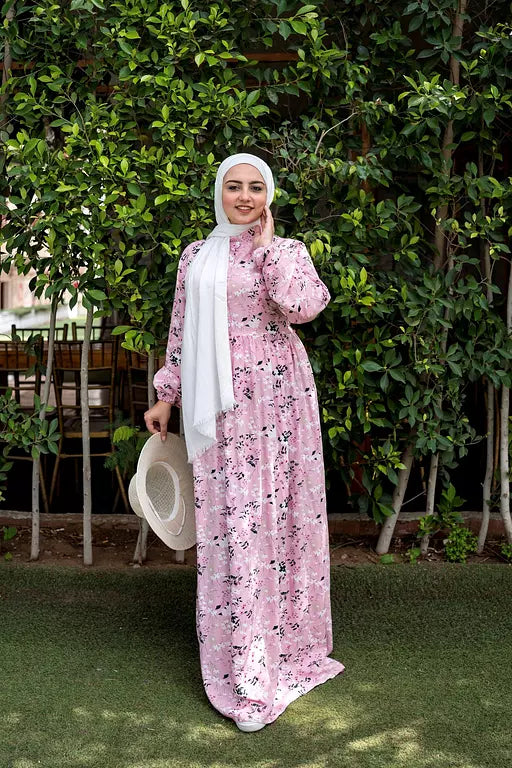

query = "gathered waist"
[[229, 327, 295, 344]]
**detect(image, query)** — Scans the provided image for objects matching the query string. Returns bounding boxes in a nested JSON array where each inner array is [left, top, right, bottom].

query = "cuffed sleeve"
[[253, 238, 330, 323]]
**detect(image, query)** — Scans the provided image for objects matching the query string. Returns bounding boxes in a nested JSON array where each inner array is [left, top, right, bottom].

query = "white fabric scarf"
[[181, 153, 275, 463]]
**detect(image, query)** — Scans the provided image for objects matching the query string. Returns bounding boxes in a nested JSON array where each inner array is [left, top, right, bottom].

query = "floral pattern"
[[154, 227, 344, 725]]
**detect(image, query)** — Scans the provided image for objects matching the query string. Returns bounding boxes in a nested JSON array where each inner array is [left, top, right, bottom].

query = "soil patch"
[[0, 524, 509, 568], [0, 525, 192, 569]]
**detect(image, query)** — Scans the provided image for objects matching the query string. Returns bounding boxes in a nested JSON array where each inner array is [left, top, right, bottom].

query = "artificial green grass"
[[1, 563, 511, 768]]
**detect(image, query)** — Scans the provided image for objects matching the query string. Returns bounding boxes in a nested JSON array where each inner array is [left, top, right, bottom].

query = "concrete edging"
[[0, 509, 507, 538]]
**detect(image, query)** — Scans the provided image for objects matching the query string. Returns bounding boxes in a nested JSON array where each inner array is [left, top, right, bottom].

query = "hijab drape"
[[181, 153, 275, 462]]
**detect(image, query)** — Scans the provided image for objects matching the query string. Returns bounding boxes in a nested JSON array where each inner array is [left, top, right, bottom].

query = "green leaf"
[[289, 19, 307, 35], [2, 526, 17, 542], [389, 369, 405, 383], [447, 360, 462, 376], [113, 425, 137, 443], [48, 419, 59, 436], [483, 108, 495, 126], [88, 289, 108, 301], [380, 554, 395, 564], [296, 4, 317, 14], [246, 90, 260, 107], [267, 89, 279, 105], [361, 361, 383, 372], [279, 20, 291, 40], [135, 193, 147, 211], [118, 39, 133, 56], [408, 13, 424, 32]]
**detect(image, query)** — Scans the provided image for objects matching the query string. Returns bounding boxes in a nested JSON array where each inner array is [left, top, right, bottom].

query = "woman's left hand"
[[253, 205, 274, 249]]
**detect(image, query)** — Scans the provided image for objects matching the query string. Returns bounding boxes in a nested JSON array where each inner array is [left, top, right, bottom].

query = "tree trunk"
[[0, 3, 15, 116], [376, 444, 414, 555], [499, 259, 512, 543], [425, 1, 467, 547], [133, 350, 156, 564], [81, 306, 94, 565], [433, 0, 467, 271], [477, 146, 495, 553], [147, 350, 156, 410], [420, 453, 439, 556], [479, 378, 494, 553], [499, 385, 512, 543], [423, 237, 455, 552], [30, 297, 57, 560]]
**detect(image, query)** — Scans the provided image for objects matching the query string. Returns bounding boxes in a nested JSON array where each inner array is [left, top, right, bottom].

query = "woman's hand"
[[253, 205, 274, 249], [144, 400, 172, 441]]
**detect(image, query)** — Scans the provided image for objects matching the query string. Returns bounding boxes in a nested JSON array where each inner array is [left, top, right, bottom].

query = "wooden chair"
[[49, 339, 129, 512], [10, 324, 69, 341], [124, 350, 150, 427], [70, 322, 103, 341], [0, 338, 50, 513], [123, 350, 178, 431]]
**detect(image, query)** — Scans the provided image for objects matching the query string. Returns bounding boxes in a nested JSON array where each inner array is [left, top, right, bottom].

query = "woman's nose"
[[238, 187, 251, 200]]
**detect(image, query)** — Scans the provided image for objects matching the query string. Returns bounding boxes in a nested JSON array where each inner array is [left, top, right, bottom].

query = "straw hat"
[[128, 432, 196, 550]]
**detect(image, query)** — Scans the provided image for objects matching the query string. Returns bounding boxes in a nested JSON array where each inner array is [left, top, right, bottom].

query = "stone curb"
[[0, 510, 506, 539]]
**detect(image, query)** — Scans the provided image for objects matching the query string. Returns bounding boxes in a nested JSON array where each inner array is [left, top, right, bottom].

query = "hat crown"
[[129, 433, 196, 550]]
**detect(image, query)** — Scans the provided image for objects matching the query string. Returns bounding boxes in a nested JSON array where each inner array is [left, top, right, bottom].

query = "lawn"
[[1, 562, 511, 768]]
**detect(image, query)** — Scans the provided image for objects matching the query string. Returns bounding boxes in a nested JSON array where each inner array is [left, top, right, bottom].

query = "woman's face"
[[221, 163, 267, 224]]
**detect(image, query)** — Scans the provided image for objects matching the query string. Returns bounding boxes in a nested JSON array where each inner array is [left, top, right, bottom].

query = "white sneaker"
[[236, 721, 266, 732]]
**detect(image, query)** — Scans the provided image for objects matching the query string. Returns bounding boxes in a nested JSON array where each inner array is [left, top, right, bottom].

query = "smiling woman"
[[221, 163, 267, 225], [145, 152, 344, 732]]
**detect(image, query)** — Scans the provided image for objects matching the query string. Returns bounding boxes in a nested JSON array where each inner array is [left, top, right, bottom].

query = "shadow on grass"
[[0, 564, 511, 768]]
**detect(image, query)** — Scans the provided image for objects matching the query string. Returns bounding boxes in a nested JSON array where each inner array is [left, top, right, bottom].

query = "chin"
[[230, 215, 260, 225]]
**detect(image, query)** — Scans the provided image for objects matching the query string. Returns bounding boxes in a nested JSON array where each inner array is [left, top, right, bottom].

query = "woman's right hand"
[[144, 400, 172, 441]]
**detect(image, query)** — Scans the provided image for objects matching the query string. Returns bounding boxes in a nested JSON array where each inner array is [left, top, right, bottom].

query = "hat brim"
[[128, 475, 144, 518], [132, 432, 196, 550]]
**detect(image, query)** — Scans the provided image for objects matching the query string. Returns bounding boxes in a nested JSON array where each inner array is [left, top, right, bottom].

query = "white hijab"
[[181, 153, 275, 463]]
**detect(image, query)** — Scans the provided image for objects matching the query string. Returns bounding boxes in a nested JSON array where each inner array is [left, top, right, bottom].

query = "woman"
[[145, 153, 344, 732]]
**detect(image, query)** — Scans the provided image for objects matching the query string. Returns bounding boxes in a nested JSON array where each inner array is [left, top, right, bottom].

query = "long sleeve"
[[253, 237, 330, 324], [153, 242, 199, 407]]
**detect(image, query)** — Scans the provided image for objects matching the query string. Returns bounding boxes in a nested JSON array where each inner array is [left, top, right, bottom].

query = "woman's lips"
[[236, 207, 253, 212]]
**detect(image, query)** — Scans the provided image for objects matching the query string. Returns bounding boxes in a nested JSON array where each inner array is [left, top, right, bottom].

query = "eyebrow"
[[224, 178, 266, 185]]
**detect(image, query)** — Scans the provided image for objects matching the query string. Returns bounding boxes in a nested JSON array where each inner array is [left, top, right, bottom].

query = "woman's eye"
[[226, 184, 263, 192]]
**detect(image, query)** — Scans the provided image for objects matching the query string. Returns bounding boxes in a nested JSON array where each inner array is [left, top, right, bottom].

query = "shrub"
[[1, 1, 511, 524]]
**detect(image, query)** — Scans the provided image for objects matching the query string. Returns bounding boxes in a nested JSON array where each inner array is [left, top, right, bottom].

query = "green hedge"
[[1, 0, 511, 517]]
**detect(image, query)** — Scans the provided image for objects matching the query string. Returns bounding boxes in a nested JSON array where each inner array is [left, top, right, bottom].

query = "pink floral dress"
[[154, 227, 344, 725]]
